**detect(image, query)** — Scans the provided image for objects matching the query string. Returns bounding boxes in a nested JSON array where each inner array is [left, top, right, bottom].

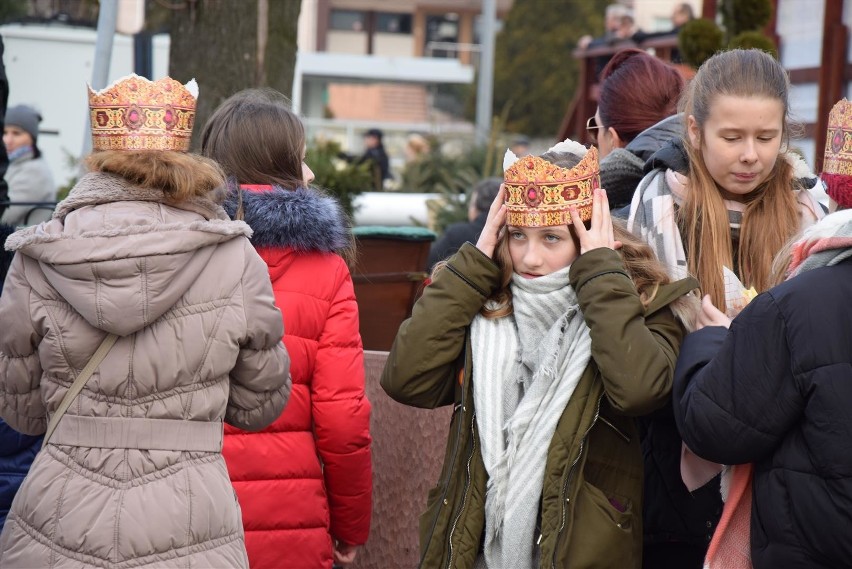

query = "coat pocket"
[[564, 481, 638, 568]]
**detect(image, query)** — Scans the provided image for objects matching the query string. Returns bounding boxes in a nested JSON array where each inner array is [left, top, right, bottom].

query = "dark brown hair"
[[201, 88, 356, 263], [201, 88, 306, 191]]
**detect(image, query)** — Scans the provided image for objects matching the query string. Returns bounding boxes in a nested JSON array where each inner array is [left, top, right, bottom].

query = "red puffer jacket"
[[223, 186, 372, 569]]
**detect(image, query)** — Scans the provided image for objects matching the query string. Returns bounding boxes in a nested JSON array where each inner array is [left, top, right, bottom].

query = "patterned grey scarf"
[[471, 266, 592, 569]]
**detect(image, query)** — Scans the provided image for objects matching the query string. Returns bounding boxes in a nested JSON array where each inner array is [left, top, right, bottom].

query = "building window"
[[377, 12, 412, 34], [330, 9, 366, 32], [425, 13, 460, 58]]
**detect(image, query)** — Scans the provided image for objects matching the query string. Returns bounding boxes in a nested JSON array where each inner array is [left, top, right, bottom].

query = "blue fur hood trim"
[[223, 186, 350, 252]]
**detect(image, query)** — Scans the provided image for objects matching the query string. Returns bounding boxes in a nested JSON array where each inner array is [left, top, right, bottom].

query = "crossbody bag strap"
[[42, 333, 119, 449]]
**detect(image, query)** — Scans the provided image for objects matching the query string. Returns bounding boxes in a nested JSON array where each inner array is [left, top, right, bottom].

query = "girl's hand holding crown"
[[569, 188, 622, 254], [475, 183, 507, 259]]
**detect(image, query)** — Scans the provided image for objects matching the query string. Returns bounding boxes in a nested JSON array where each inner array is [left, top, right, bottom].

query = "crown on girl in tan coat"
[[502, 141, 599, 227], [822, 98, 852, 208], [88, 74, 198, 152]]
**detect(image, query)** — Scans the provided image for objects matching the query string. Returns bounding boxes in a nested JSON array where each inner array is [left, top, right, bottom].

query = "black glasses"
[[586, 115, 604, 143]]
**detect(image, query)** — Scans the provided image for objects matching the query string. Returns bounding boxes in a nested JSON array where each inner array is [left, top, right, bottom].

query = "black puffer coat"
[[627, 137, 723, 561], [673, 258, 852, 569]]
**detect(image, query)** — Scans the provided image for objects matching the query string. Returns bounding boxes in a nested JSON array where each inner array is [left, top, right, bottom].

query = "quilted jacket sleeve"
[[381, 243, 501, 409], [312, 257, 372, 546], [227, 240, 291, 431], [570, 247, 689, 416], [0, 254, 46, 435], [672, 292, 804, 465]]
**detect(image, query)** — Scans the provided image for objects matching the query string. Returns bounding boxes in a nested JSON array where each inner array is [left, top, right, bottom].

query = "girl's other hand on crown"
[[476, 183, 507, 259], [570, 188, 622, 254]]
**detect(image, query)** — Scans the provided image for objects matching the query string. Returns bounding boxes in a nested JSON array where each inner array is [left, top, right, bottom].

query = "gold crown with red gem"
[[822, 98, 852, 208], [503, 144, 599, 227], [88, 74, 197, 152]]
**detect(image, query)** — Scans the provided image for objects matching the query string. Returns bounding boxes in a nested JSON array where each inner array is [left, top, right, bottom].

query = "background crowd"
[[0, 3, 848, 566]]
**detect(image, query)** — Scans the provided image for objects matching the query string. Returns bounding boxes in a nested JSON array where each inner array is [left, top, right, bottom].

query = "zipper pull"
[[537, 533, 543, 545]]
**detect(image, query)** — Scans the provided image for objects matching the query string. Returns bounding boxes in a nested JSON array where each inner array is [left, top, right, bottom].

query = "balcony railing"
[[559, 35, 684, 144], [0, 201, 59, 226]]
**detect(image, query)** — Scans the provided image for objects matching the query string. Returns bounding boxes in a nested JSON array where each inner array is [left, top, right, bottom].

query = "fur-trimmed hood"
[[3, 172, 253, 336], [224, 185, 351, 253]]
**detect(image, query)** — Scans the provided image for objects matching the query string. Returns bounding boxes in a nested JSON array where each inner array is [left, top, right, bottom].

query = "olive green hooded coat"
[[381, 243, 697, 569]]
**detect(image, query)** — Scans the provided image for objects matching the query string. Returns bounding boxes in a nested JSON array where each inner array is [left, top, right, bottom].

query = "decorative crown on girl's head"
[[502, 138, 599, 227], [822, 98, 852, 208], [88, 74, 198, 152]]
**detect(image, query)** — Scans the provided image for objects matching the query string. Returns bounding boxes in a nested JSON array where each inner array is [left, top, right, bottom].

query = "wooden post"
[[701, 0, 718, 20], [765, 0, 781, 52], [816, 0, 848, 172]]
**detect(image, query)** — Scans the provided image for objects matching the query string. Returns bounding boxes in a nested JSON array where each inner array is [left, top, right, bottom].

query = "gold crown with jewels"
[[822, 98, 852, 208], [503, 146, 599, 227], [88, 74, 197, 152]]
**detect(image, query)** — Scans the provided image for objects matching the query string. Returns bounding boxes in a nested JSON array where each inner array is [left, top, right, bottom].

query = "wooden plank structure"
[[351, 351, 452, 569]]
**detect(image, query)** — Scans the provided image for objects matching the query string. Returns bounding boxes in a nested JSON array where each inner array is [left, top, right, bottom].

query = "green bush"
[[679, 18, 725, 68], [723, 0, 773, 39], [305, 139, 373, 218], [729, 31, 778, 58]]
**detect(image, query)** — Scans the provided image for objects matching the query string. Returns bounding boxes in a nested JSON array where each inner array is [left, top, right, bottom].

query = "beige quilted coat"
[[0, 172, 291, 568]]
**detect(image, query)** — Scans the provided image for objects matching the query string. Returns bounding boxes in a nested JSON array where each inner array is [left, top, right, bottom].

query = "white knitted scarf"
[[471, 266, 592, 569]]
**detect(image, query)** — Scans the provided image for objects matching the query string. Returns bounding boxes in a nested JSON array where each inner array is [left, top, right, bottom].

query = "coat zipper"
[[551, 393, 603, 569], [420, 340, 470, 569], [599, 415, 630, 444], [446, 412, 477, 569]]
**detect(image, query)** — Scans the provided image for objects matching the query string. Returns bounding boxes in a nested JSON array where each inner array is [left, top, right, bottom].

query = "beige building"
[[294, 0, 514, 158], [299, 0, 513, 63]]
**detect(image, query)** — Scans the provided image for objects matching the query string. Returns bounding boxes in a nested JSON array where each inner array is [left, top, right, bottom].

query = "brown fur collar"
[[54, 172, 229, 222], [5, 172, 250, 252], [670, 292, 701, 333]]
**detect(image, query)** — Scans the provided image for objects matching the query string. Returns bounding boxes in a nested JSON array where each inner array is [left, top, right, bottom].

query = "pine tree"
[[493, 0, 609, 137]]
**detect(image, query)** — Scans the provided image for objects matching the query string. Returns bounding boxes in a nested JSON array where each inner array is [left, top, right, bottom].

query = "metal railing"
[[0, 201, 59, 226]]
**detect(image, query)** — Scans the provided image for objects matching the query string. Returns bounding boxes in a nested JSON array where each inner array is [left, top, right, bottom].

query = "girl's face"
[[301, 146, 315, 185], [688, 95, 784, 202], [508, 225, 579, 278], [3, 126, 32, 153]]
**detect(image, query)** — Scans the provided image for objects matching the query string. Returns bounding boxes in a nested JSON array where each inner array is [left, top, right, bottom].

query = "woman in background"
[[591, 49, 685, 214], [2, 104, 56, 226]]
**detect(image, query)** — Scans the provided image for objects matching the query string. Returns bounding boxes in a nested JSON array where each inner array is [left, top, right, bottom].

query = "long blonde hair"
[[680, 49, 801, 311]]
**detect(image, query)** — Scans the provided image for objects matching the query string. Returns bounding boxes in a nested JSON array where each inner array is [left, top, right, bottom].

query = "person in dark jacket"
[[0, 37, 9, 219], [426, 177, 501, 270], [672, 207, 852, 569], [590, 48, 685, 215], [360, 128, 391, 188], [0, 421, 40, 531], [0, 223, 41, 532]]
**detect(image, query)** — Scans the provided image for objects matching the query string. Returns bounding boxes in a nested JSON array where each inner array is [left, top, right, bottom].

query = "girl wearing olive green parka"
[[381, 147, 699, 569]]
